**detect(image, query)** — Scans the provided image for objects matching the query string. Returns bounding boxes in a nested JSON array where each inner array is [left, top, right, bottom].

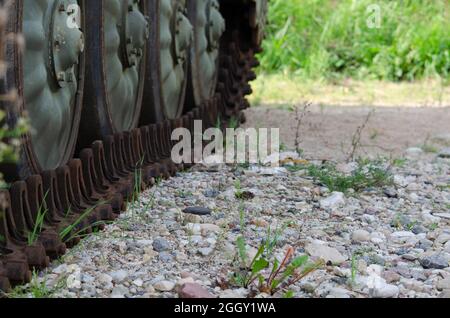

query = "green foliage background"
[[259, 0, 450, 81]]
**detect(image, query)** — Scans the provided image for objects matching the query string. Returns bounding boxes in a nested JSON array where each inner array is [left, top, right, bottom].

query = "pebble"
[[110, 270, 128, 283], [438, 148, 450, 158], [305, 242, 347, 264], [183, 207, 212, 216], [178, 283, 214, 298], [152, 237, 171, 252], [111, 285, 129, 298], [352, 230, 371, 243], [153, 280, 175, 292], [320, 192, 346, 209], [419, 254, 449, 269]]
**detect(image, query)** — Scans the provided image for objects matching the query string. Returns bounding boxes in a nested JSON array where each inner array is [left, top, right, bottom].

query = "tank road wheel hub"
[[122, 0, 150, 68], [160, 0, 193, 119], [206, 0, 225, 52], [173, 2, 192, 65], [23, 0, 84, 171], [50, 0, 84, 88], [104, 0, 149, 132], [188, 0, 225, 106]]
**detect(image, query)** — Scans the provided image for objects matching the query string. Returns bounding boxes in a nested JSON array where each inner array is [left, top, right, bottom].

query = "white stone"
[[66, 274, 81, 290], [320, 192, 346, 209], [98, 273, 113, 285], [434, 213, 450, 220], [186, 223, 202, 235], [176, 277, 195, 287], [111, 285, 128, 298], [153, 280, 175, 292], [305, 242, 347, 264], [390, 231, 416, 243], [372, 283, 400, 298], [200, 224, 221, 235], [352, 230, 371, 243], [421, 212, 441, 224], [133, 278, 144, 287], [109, 270, 128, 283]]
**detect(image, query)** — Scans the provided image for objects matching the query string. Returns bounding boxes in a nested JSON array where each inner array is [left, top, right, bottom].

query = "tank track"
[[0, 29, 261, 294]]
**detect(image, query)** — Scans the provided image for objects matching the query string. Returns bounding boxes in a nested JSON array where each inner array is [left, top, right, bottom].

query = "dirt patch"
[[244, 105, 450, 161]]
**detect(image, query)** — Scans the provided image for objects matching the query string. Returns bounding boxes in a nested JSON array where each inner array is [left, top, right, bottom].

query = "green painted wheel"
[[159, 0, 193, 119], [23, 0, 85, 172], [104, 0, 149, 132], [78, 0, 149, 148], [187, 0, 225, 107]]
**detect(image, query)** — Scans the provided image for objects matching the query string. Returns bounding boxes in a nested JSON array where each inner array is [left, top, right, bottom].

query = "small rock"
[[111, 285, 129, 298], [320, 192, 346, 209], [437, 278, 450, 291], [444, 241, 450, 253], [219, 288, 249, 298], [371, 282, 399, 298], [434, 213, 450, 220], [204, 189, 220, 198], [327, 287, 351, 298], [110, 270, 128, 283], [200, 224, 221, 235], [183, 207, 212, 216], [159, 251, 174, 262], [305, 242, 347, 264], [186, 223, 202, 235], [98, 273, 113, 285], [133, 279, 144, 287], [390, 231, 416, 244], [352, 230, 371, 243], [179, 283, 214, 298], [198, 247, 214, 256], [419, 254, 449, 269], [153, 280, 175, 292], [438, 148, 450, 158], [383, 188, 398, 198], [152, 237, 171, 252], [66, 274, 81, 290], [176, 277, 195, 287], [382, 271, 401, 283], [183, 214, 202, 224]]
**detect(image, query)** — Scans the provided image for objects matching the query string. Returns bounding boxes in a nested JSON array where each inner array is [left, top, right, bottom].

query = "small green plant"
[[239, 203, 246, 233], [8, 271, 52, 298], [351, 254, 358, 284], [27, 192, 49, 246], [228, 117, 240, 130], [307, 159, 393, 193], [392, 158, 407, 168], [232, 239, 322, 295], [428, 223, 439, 231], [59, 202, 105, 242], [234, 179, 244, 199]]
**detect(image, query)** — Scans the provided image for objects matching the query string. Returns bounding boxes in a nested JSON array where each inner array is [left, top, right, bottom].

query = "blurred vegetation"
[[1, 3, 26, 188], [259, 0, 450, 81]]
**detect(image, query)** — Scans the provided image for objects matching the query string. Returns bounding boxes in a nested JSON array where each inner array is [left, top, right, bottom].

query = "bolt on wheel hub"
[[206, 0, 225, 52], [50, 0, 84, 88], [121, 0, 150, 68], [173, 2, 193, 65]]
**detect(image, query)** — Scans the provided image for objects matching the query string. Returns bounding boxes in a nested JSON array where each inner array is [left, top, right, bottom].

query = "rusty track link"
[[0, 33, 258, 294]]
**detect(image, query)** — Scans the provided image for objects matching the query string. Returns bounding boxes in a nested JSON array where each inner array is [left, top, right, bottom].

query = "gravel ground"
[[10, 106, 450, 299]]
